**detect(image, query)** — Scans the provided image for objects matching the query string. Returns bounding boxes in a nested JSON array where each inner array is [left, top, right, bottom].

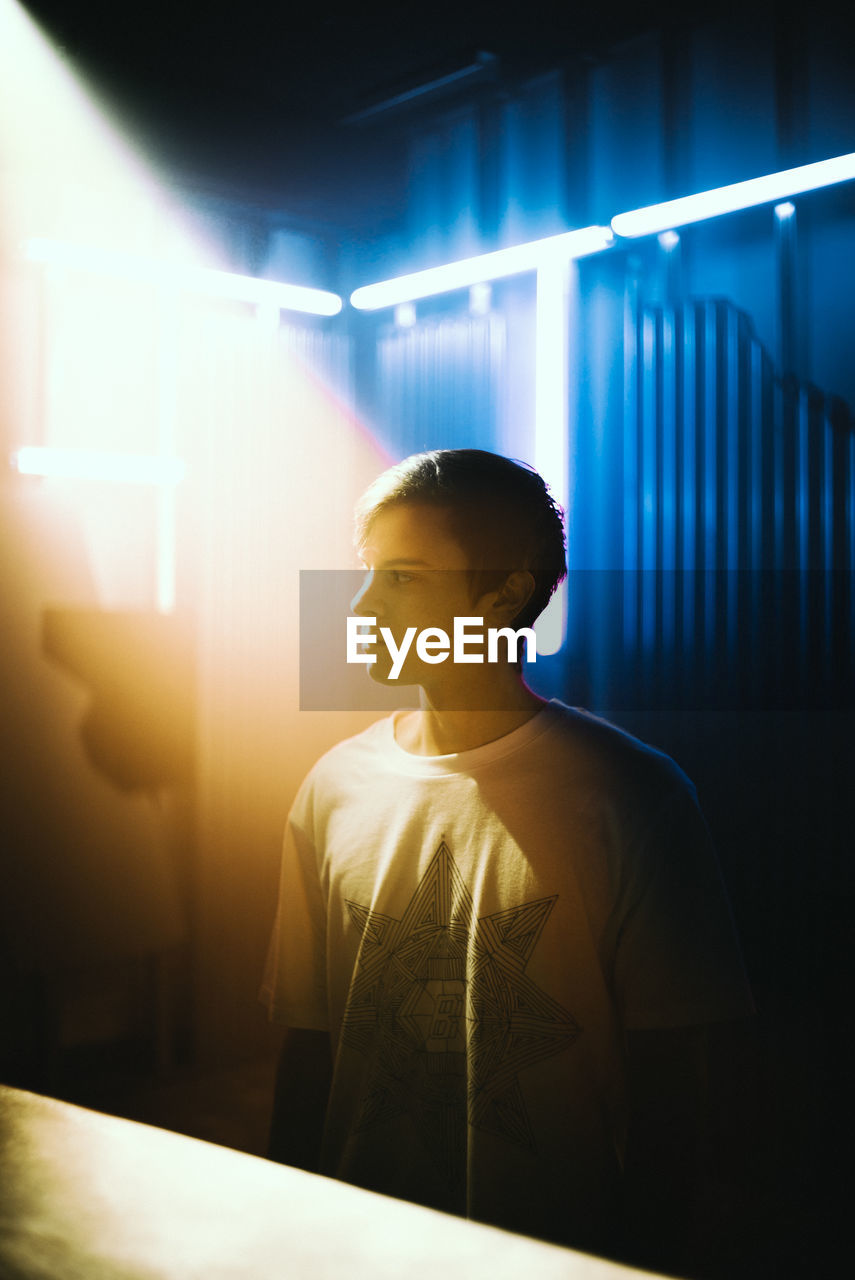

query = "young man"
[[263, 449, 753, 1269]]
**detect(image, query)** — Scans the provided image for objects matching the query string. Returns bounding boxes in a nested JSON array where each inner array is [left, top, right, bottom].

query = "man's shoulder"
[[298, 714, 395, 790], [545, 702, 694, 801], [285, 715, 397, 828]]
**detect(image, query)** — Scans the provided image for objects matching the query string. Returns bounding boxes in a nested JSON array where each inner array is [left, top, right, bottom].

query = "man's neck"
[[394, 678, 547, 756]]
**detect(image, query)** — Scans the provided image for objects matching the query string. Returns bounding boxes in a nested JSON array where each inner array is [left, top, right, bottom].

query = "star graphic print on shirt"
[[339, 839, 581, 1191]]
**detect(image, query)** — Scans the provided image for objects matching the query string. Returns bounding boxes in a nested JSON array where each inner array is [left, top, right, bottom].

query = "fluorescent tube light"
[[23, 238, 342, 316], [11, 447, 185, 485], [611, 151, 855, 238], [350, 226, 614, 310]]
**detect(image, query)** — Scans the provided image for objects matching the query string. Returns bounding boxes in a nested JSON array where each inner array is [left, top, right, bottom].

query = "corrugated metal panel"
[[375, 312, 508, 458], [608, 298, 854, 711]]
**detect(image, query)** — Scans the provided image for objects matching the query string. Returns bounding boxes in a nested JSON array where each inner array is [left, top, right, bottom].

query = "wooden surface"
[[0, 1085, 652, 1279]]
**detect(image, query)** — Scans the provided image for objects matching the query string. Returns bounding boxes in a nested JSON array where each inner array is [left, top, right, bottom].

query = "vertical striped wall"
[[580, 297, 855, 713], [374, 312, 509, 458]]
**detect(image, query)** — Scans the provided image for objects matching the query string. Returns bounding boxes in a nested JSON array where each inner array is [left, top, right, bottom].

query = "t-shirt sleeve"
[[612, 778, 755, 1030], [259, 792, 329, 1031]]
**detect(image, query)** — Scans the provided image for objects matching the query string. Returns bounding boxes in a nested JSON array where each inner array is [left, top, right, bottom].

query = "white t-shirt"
[[262, 701, 753, 1248]]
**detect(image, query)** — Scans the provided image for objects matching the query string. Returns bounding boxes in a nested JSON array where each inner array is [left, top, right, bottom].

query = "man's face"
[[351, 502, 488, 690]]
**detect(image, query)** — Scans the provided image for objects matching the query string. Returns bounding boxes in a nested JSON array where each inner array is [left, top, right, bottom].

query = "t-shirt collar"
[[381, 700, 560, 776]]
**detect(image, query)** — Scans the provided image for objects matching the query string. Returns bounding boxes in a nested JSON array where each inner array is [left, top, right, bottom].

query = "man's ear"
[[477, 570, 536, 626]]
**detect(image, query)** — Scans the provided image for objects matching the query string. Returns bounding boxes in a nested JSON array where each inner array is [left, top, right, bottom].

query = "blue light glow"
[[611, 151, 855, 238], [350, 226, 614, 310], [533, 261, 570, 656], [23, 238, 343, 316], [469, 282, 492, 316], [775, 201, 796, 220], [394, 302, 417, 327], [658, 230, 680, 250]]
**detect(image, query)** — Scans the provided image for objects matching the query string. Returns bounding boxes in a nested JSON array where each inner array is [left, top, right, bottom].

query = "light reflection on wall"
[[0, 0, 391, 1065]]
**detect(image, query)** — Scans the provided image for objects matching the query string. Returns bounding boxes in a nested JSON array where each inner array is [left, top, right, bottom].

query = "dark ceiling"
[[19, 1, 769, 221]]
